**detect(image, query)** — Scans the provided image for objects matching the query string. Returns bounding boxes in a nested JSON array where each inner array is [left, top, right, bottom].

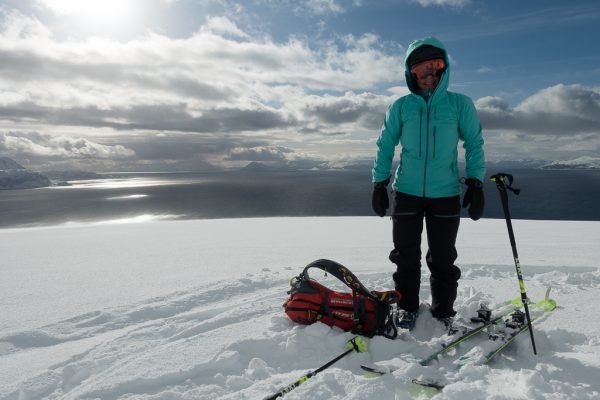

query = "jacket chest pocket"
[[432, 109, 459, 158], [434, 108, 458, 128], [400, 109, 424, 157]]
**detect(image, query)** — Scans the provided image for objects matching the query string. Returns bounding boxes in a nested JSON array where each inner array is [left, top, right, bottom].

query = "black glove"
[[372, 177, 390, 217], [462, 178, 484, 220]]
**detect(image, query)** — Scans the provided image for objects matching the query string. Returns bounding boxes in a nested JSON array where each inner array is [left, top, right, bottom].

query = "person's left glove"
[[372, 177, 390, 217], [462, 178, 484, 221]]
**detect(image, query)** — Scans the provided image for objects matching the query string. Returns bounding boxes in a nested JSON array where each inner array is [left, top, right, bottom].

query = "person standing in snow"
[[371, 37, 485, 330]]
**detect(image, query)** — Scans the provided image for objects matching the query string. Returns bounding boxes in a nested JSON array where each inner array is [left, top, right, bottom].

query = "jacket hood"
[[405, 37, 449, 98]]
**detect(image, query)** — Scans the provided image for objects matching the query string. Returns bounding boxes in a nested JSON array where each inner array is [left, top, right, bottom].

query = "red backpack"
[[284, 259, 401, 339]]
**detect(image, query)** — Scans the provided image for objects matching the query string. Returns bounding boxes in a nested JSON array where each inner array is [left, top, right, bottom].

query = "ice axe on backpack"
[[263, 336, 367, 400]]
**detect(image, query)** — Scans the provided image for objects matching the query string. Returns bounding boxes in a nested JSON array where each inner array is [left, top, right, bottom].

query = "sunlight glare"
[[40, 0, 136, 29]]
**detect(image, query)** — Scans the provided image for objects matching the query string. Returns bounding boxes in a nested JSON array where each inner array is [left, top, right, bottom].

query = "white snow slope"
[[0, 217, 599, 400]]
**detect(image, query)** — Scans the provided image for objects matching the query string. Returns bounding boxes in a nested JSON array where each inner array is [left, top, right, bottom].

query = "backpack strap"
[[297, 259, 401, 339], [301, 259, 377, 301], [319, 291, 333, 319]]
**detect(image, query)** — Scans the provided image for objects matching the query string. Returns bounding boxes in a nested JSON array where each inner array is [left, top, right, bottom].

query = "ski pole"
[[490, 173, 537, 355], [264, 336, 367, 400]]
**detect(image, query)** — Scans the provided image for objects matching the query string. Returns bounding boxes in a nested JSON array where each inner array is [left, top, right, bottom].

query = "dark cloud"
[[477, 84, 600, 135], [302, 93, 388, 130], [120, 136, 235, 161], [0, 102, 294, 133], [297, 127, 349, 135], [0, 11, 406, 173], [0, 49, 235, 101], [304, 99, 370, 124], [0, 129, 307, 172], [1, 9, 597, 172], [125, 104, 295, 132], [226, 146, 293, 162]]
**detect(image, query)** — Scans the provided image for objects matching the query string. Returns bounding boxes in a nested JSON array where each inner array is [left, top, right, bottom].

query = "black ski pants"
[[389, 191, 461, 318]]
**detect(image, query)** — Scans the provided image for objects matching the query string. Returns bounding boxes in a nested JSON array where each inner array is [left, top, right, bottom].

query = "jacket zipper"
[[433, 125, 437, 159], [422, 79, 442, 197], [423, 102, 430, 197], [419, 108, 423, 158]]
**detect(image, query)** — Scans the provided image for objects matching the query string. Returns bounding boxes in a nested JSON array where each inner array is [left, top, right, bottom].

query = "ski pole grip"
[[490, 172, 512, 184], [346, 336, 367, 353], [490, 173, 520, 195]]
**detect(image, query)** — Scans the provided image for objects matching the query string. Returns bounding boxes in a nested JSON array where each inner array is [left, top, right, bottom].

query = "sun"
[[40, 0, 132, 16], [39, 0, 136, 29]]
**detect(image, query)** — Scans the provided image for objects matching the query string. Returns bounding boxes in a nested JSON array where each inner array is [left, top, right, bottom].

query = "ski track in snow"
[[1, 264, 600, 400]]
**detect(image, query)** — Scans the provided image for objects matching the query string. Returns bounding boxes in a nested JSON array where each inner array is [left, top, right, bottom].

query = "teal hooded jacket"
[[372, 37, 485, 198]]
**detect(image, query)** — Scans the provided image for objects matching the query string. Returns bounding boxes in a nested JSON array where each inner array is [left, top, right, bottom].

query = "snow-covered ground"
[[1, 217, 599, 399]]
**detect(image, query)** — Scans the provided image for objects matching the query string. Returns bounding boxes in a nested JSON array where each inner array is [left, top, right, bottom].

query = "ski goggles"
[[410, 58, 446, 79]]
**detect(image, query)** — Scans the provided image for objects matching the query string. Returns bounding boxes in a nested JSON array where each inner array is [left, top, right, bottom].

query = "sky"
[[0, 0, 599, 172]]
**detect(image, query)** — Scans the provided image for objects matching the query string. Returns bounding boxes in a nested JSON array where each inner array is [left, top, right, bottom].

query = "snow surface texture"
[[0, 217, 599, 400]]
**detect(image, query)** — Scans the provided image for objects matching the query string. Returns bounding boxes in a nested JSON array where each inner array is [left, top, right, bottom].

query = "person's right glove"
[[462, 178, 484, 220], [371, 177, 390, 217]]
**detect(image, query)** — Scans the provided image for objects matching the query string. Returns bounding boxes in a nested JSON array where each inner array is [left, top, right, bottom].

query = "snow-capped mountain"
[[541, 156, 600, 170], [0, 157, 26, 171], [0, 157, 51, 189]]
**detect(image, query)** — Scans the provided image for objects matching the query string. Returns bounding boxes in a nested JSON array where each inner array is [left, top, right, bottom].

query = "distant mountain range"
[[240, 158, 600, 173], [0, 157, 27, 171], [1, 155, 598, 191], [540, 156, 600, 170], [0, 157, 51, 190], [0, 157, 106, 190]]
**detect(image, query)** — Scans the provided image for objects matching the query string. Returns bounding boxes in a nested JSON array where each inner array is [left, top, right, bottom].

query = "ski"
[[411, 291, 557, 390], [418, 296, 523, 366], [418, 290, 556, 366], [360, 289, 555, 378], [360, 364, 389, 376], [453, 288, 556, 368], [483, 295, 556, 364], [361, 295, 523, 376]]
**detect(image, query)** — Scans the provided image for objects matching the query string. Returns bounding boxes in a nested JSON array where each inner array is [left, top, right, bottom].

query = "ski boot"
[[396, 310, 419, 330]]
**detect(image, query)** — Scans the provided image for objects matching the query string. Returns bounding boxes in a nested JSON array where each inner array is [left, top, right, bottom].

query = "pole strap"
[[490, 172, 521, 195]]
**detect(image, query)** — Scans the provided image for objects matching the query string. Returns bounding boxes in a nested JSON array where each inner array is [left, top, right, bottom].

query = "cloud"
[[0, 11, 402, 116], [0, 102, 296, 133], [0, 8, 52, 39], [33, 0, 136, 17], [300, 91, 390, 130], [412, 0, 471, 8], [35, 0, 90, 15], [5, 6, 596, 170], [3, 7, 393, 90], [200, 15, 250, 38], [475, 85, 600, 162], [0, 9, 406, 170], [0, 131, 135, 159], [477, 66, 494, 73], [476, 96, 510, 111], [226, 146, 294, 162], [301, 0, 347, 15], [476, 84, 600, 135], [516, 84, 600, 123]]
